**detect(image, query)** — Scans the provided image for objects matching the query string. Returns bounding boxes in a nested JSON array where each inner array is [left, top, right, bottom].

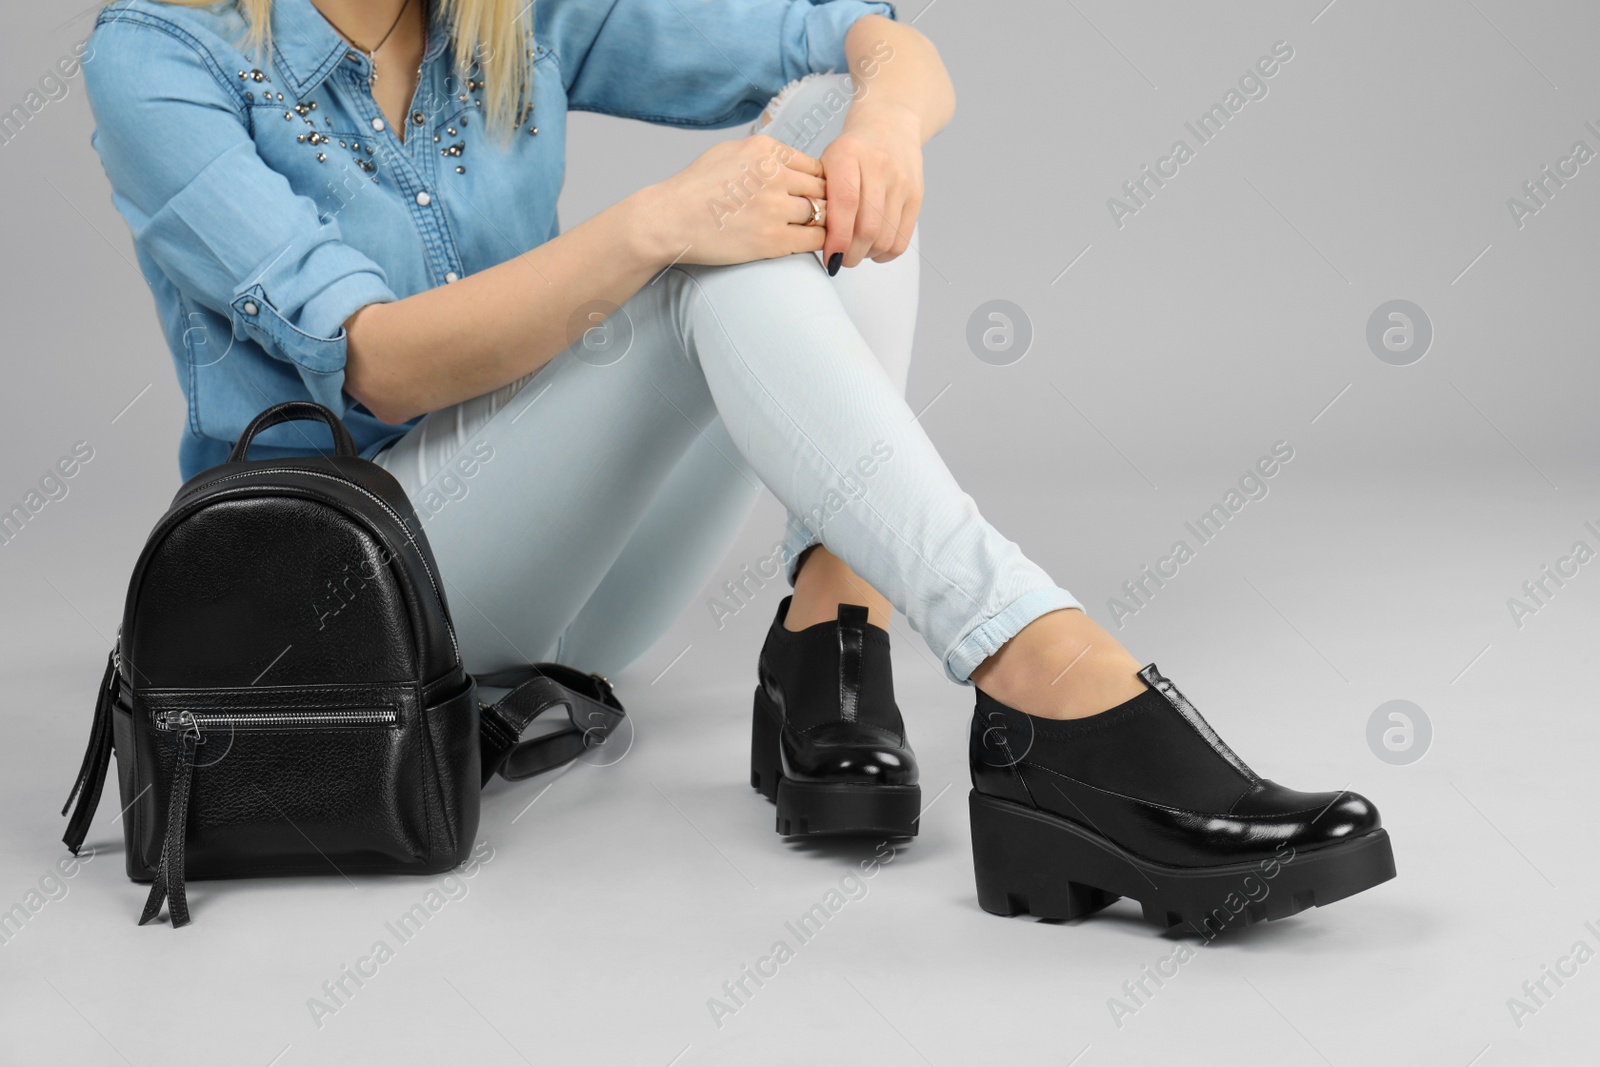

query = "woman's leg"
[[654, 253, 1080, 686], [773, 235, 916, 631], [373, 278, 747, 675], [550, 417, 762, 675], [759, 73, 919, 632], [382, 250, 1082, 695], [557, 73, 920, 670]]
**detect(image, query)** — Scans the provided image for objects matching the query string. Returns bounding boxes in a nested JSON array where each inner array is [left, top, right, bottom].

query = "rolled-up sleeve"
[[83, 12, 395, 402], [547, 0, 896, 128]]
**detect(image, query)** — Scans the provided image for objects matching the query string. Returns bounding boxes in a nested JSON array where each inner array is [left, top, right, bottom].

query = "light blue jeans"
[[375, 75, 1082, 685]]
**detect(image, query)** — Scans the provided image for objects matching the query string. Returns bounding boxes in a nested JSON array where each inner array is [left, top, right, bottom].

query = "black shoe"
[[969, 664, 1395, 933], [751, 597, 921, 837]]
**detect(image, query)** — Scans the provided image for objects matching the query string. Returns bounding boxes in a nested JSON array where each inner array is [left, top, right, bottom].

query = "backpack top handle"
[[228, 401, 358, 463]]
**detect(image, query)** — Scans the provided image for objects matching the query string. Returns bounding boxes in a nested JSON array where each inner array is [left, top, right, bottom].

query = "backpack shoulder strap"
[[475, 664, 626, 786]]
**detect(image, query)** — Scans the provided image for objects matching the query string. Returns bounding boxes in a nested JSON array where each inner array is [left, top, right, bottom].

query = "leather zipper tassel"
[[139, 713, 202, 928], [62, 648, 119, 854]]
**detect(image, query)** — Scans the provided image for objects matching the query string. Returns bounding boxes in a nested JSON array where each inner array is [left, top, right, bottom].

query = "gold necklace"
[[319, 0, 412, 88]]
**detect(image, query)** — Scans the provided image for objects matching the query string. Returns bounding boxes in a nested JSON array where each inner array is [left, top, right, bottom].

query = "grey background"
[[3, 0, 1599, 1064]]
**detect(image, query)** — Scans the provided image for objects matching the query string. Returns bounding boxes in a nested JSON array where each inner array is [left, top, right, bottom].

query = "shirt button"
[[411, 110, 426, 126], [371, 117, 385, 131], [445, 272, 459, 283], [415, 191, 432, 207], [242, 300, 259, 316]]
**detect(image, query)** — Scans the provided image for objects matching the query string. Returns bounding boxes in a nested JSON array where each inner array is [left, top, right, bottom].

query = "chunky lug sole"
[[751, 690, 921, 838], [969, 790, 1395, 933]]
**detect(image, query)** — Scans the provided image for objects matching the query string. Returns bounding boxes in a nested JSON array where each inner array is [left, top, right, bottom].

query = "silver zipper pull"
[[155, 710, 205, 743]]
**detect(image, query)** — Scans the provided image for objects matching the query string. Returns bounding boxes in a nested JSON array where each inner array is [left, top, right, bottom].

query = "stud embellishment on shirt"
[[284, 89, 385, 182], [238, 68, 271, 83]]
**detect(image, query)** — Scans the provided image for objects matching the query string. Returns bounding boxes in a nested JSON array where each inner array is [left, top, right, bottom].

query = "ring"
[[804, 196, 825, 227]]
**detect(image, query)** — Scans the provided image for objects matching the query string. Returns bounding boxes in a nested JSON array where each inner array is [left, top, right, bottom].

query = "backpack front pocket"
[[129, 682, 437, 879]]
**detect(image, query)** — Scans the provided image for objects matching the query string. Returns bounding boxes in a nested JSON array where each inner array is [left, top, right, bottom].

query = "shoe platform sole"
[[969, 789, 1395, 933]]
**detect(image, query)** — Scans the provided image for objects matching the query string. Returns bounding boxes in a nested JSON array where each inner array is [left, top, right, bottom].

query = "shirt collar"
[[270, 0, 449, 99]]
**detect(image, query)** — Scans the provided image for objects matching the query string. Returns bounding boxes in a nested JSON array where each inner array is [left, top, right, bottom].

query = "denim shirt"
[[85, 0, 894, 478]]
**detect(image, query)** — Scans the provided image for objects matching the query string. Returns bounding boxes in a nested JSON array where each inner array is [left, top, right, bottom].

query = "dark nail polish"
[[827, 252, 843, 277]]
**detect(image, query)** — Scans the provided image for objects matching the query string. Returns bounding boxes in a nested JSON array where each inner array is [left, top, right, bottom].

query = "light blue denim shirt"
[[85, 0, 894, 478]]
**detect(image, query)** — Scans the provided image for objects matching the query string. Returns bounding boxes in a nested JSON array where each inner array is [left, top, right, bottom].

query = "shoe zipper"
[[153, 707, 397, 731], [168, 467, 459, 661]]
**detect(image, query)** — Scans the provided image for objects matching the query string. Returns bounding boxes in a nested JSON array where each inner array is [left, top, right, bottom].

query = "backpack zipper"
[[153, 707, 398, 731], [168, 467, 459, 661], [154, 709, 206, 741]]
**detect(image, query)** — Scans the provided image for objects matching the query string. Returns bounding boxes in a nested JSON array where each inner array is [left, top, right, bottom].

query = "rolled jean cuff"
[[782, 515, 819, 586], [945, 586, 1085, 685]]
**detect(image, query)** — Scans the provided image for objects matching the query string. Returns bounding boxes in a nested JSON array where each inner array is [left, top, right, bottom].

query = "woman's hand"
[[820, 102, 925, 270], [637, 135, 829, 267]]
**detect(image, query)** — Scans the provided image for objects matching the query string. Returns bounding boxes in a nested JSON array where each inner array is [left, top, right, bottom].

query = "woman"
[[83, 0, 1395, 930]]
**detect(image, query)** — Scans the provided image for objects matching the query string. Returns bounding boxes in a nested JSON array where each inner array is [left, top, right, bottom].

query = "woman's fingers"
[[822, 156, 861, 268], [873, 189, 921, 262], [777, 143, 824, 178], [812, 125, 925, 271], [870, 180, 906, 260], [783, 221, 828, 255], [846, 166, 886, 269], [788, 194, 824, 227], [784, 169, 827, 199]]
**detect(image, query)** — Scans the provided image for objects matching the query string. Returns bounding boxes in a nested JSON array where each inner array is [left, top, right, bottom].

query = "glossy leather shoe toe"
[[780, 721, 918, 787]]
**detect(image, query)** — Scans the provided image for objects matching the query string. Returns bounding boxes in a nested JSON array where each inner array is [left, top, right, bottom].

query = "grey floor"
[[6, 0, 1600, 1063]]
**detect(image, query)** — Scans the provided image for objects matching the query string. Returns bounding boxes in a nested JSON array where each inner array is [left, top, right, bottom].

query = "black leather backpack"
[[61, 402, 624, 927]]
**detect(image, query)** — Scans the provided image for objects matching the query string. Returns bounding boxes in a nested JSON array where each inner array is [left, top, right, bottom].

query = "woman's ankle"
[[969, 608, 1147, 720], [785, 545, 892, 631]]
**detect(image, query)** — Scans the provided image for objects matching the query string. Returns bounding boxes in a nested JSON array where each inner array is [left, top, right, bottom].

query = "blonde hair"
[[156, 0, 532, 137]]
